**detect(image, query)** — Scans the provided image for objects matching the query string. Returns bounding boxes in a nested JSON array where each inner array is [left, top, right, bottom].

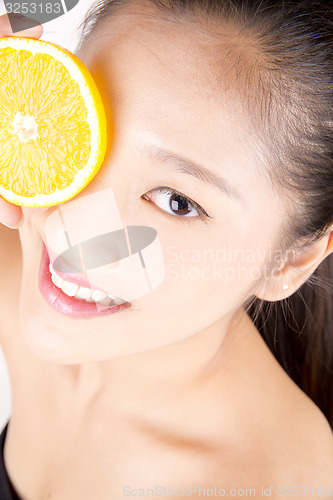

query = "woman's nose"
[[45, 188, 126, 272], [44, 187, 165, 302], [53, 225, 159, 274]]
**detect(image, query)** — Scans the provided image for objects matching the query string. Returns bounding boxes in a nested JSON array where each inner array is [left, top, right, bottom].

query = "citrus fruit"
[[0, 36, 107, 207]]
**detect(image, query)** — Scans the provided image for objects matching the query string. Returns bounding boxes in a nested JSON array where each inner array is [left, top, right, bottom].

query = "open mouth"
[[39, 245, 132, 318]]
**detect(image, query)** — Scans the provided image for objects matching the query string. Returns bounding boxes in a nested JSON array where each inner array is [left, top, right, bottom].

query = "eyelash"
[[141, 186, 210, 224]]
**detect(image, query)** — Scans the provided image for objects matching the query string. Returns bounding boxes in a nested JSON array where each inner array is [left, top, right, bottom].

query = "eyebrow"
[[142, 144, 243, 203]]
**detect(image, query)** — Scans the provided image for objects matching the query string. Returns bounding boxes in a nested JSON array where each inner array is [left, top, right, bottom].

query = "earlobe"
[[255, 227, 333, 302]]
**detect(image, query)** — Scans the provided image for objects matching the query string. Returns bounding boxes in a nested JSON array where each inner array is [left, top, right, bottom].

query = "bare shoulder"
[[277, 394, 333, 477], [234, 326, 333, 489], [256, 349, 333, 488], [258, 401, 333, 500]]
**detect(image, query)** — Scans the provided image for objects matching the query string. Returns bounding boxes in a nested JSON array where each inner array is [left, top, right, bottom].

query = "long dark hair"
[[76, 0, 333, 428]]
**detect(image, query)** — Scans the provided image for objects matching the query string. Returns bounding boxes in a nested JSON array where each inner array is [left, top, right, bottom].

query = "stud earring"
[[282, 283, 289, 291]]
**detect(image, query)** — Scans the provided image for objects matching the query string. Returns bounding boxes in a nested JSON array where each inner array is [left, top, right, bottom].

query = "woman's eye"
[[141, 187, 210, 222]]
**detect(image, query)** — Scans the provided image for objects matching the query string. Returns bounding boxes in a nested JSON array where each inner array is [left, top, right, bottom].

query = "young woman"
[[0, 1, 332, 498]]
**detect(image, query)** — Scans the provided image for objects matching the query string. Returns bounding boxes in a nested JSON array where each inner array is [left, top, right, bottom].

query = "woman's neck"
[[54, 307, 253, 425]]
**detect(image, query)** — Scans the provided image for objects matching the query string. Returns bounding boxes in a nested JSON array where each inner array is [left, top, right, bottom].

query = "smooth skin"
[[0, 5, 333, 499]]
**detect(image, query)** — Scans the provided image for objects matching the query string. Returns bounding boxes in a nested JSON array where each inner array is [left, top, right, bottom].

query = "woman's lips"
[[38, 245, 132, 318]]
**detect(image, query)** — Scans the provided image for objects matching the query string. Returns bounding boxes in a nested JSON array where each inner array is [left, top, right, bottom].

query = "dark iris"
[[170, 193, 191, 216]]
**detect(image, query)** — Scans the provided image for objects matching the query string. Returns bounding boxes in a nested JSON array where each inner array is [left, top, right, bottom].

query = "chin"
[[17, 255, 137, 363], [17, 287, 161, 365]]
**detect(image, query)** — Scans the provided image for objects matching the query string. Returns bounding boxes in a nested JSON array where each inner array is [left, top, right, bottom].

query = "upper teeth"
[[49, 263, 127, 306]]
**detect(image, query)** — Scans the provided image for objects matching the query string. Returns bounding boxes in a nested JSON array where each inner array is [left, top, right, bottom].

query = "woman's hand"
[[0, 13, 43, 229]]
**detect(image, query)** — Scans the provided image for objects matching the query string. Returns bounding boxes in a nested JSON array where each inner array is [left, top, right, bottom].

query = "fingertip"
[[16, 22, 44, 39], [0, 197, 24, 229], [2, 213, 24, 230], [0, 13, 43, 38]]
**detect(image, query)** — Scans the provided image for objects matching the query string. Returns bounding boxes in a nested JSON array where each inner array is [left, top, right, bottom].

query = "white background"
[[0, 0, 96, 52], [0, 0, 98, 432]]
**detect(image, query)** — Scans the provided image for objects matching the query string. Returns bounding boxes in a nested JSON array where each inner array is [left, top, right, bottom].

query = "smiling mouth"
[[48, 262, 128, 307]]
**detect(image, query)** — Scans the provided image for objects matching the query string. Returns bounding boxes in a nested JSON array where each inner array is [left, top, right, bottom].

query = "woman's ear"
[[255, 227, 333, 302]]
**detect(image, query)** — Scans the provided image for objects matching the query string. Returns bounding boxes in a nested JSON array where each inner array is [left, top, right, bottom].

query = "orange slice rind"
[[0, 36, 107, 207]]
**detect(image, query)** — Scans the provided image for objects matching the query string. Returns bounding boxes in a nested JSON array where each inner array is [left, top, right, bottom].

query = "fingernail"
[[3, 214, 24, 230]]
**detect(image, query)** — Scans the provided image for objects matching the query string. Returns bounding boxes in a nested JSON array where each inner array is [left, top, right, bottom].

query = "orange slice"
[[0, 36, 107, 207]]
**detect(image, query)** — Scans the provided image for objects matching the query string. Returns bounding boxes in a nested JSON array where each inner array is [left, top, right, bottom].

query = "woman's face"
[[18, 5, 286, 363]]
